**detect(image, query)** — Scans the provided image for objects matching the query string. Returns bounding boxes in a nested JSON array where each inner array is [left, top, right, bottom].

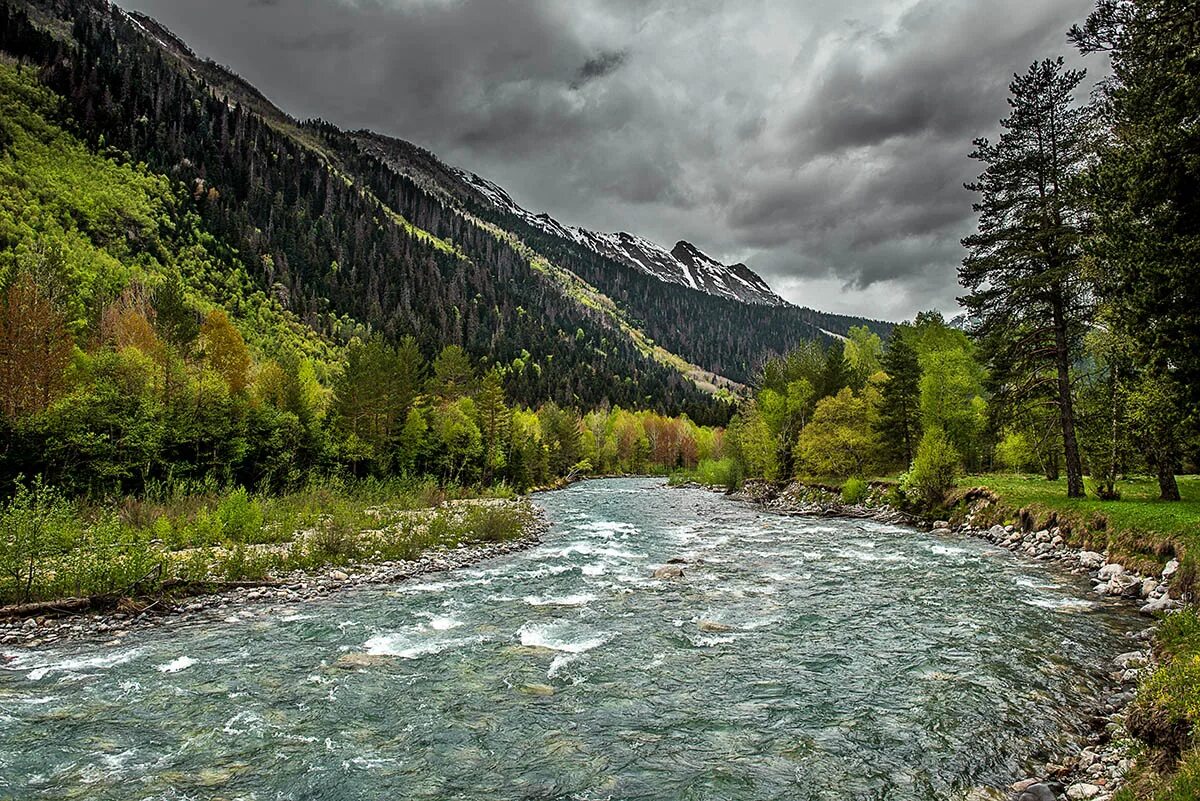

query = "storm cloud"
[[116, 0, 1101, 321]]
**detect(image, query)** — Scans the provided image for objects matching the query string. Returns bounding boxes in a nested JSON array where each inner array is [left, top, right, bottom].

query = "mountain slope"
[[354, 130, 892, 383], [1, 0, 890, 408]]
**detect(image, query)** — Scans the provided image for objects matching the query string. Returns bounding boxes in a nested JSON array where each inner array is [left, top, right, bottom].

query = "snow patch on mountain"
[[454, 169, 787, 307]]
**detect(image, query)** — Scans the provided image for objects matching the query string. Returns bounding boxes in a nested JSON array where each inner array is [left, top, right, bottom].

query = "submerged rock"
[[962, 788, 1006, 801], [520, 683, 556, 697], [697, 620, 731, 632], [333, 652, 390, 669]]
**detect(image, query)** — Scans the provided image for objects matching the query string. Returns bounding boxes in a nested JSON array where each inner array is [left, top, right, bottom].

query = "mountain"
[[452, 170, 786, 307], [0, 0, 891, 417]]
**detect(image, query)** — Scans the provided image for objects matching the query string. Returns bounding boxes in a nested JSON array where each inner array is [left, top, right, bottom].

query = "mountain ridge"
[[451, 167, 788, 307]]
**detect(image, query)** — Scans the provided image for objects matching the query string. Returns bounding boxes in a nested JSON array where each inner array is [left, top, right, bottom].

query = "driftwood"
[[0, 579, 283, 621]]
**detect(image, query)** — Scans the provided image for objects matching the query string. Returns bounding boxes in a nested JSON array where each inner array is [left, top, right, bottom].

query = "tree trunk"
[[1157, 461, 1181, 502], [1051, 293, 1085, 497]]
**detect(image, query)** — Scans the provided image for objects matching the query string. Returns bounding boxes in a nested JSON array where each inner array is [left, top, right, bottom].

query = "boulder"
[[933, 520, 951, 530], [1113, 651, 1146, 670], [1140, 579, 1159, 598], [1018, 783, 1063, 801], [653, 565, 685, 579], [329, 570, 349, 582], [1066, 783, 1101, 800], [1162, 559, 1180, 581], [1140, 595, 1182, 615], [1078, 551, 1105, 570], [1107, 573, 1143, 598], [1098, 563, 1125, 580]]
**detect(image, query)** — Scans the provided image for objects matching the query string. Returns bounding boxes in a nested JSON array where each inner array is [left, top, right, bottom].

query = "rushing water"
[[0, 479, 1143, 800]]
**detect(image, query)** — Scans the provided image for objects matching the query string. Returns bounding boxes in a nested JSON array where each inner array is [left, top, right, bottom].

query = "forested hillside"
[[0, 0, 728, 420], [0, 0, 888, 420]]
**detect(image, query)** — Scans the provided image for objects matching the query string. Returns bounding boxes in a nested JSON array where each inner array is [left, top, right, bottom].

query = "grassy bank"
[[960, 475, 1200, 584], [0, 479, 538, 611]]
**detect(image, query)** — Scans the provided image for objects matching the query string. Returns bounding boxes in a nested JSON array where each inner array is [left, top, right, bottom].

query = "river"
[[0, 478, 1143, 800]]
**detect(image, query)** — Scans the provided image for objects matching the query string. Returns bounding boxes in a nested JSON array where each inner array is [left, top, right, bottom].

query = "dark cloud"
[[116, 0, 1102, 321], [571, 49, 628, 89]]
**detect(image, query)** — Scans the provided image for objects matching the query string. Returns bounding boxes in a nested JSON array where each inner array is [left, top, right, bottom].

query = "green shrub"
[[0, 479, 80, 604], [995, 430, 1037, 472], [903, 427, 960, 509], [694, 457, 744, 491], [841, 477, 868, 505], [217, 487, 265, 542]]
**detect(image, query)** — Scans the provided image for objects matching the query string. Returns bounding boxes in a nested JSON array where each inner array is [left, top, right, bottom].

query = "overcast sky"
[[117, 0, 1100, 322]]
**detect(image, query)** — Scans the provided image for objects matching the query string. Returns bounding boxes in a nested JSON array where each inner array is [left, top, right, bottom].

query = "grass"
[[0, 478, 535, 607], [961, 474, 1200, 577]]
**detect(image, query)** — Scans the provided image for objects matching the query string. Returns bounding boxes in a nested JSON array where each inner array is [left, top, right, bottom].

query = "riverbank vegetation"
[[0, 59, 725, 608], [0, 478, 537, 609]]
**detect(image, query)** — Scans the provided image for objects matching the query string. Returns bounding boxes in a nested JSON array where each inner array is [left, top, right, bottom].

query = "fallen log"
[[0, 579, 283, 621], [0, 596, 97, 620]]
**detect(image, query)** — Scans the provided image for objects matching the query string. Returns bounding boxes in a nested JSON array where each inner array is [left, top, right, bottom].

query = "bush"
[[217, 487, 264, 542], [0, 479, 80, 604], [994, 430, 1037, 472], [695, 457, 743, 491], [903, 427, 960, 509], [841, 477, 868, 505]]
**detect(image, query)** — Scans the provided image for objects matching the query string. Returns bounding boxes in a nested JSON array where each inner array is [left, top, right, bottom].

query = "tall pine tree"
[[960, 58, 1092, 498], [877, 327, 922, 466]]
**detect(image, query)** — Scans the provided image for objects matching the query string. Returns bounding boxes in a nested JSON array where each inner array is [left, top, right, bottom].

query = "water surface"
[[0, 478, 1141, 800]]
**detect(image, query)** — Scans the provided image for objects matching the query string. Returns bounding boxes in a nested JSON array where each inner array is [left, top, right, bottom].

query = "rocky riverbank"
[[0, 510, 549, 653], [694, 478, 1181, 801]]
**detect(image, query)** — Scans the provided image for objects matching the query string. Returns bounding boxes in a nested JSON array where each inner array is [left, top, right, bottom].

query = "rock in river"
[[520, 683, 556, 697], [653, 565, 685, 579], [698, 620, 732, 632]]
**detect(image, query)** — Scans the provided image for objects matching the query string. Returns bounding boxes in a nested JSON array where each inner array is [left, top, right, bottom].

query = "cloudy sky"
[[118, 0, 1100, 321]]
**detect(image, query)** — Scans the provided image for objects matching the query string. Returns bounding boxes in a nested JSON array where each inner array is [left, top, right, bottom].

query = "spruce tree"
[[960, 58, 1091, 498], [877, 327, 922, 466]]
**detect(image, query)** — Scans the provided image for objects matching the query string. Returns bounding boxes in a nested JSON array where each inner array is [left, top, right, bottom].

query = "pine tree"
[[960, 58, 1091, 498], [475, 368, 510, 484], [877, 327, 922, 466]]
